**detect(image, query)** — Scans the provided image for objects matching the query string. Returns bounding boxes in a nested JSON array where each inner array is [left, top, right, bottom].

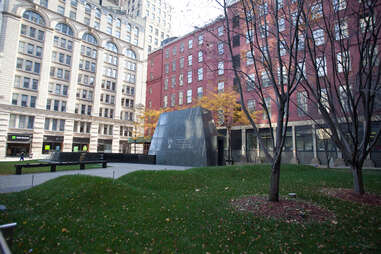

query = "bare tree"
[[296, 0, 381, 194], [213, 0, 305, 201]]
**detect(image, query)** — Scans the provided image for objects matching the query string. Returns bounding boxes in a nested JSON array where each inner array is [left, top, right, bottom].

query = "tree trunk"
[[351, 164, 365, 195], [269, 157, 281, 202]]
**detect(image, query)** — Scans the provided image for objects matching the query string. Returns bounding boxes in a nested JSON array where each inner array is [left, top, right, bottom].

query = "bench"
[[15, 161, 107, 175]]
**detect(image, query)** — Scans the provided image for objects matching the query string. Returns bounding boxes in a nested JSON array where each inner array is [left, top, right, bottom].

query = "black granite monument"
[[148, 107, 218, 167]]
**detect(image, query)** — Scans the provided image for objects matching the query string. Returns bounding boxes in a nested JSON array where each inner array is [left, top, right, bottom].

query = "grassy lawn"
[[1, 164, 381, 253], [0, 160, 103, 175]]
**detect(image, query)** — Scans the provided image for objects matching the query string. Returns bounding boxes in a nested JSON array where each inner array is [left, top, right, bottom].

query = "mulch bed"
[[231, 196, 336, 224], [321, 188, 381, 206]]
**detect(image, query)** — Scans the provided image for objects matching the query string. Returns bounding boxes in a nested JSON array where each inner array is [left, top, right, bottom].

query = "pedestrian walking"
[[19, 152, 24, 161]]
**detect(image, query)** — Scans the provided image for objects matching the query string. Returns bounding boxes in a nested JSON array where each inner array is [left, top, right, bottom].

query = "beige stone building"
[[0, 0, 147, 159], [124, 0, 173, 53]]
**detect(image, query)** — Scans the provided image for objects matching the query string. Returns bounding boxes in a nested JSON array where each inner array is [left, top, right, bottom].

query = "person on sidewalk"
[[19, 152, 24, 161]]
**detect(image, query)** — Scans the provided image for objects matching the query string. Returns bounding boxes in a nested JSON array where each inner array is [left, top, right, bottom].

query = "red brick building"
[[146, 0, 381, 166]]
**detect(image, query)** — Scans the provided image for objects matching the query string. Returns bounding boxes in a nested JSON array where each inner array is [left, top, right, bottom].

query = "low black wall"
[[49, 152, 156, 164]]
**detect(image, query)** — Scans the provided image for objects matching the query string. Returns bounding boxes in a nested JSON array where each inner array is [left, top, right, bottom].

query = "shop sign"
[[43, 136, 64, 142], [44, 145, 51, 151], [73, 137, 90, 144], [8, 134, 31, 142]]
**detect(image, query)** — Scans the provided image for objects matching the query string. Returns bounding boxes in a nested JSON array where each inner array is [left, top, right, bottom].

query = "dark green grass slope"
[[1, 165, 381, 253]]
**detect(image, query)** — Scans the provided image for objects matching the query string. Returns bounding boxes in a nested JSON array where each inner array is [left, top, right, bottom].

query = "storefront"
[[6, 134, 32, 157], [72, 137, 90, 152], [42, 135, 63, 154], [119, 140, 131, 154], [97, 139, 112, 153]]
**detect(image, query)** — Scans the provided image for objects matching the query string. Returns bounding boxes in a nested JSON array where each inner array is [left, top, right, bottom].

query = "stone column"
[[241, 128, 246, 161], [0, 111, 9, 159], [290, 125, 299, 164], [256, 134, 260, 161], [31, 115, 45, 158], [311, 124, 320, 165], [89, 122, 99, 152], [63, 119, 74, 152], [112, 124, 120, 153], [334, 128, 345, 166]]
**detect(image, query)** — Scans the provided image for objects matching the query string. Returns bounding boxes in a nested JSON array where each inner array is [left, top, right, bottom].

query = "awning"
[[127, 137, 151, 143]]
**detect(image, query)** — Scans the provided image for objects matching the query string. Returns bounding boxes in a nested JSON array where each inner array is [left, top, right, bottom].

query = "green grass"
[[0, 160, 103, 175], [1, 164, 381, 253]]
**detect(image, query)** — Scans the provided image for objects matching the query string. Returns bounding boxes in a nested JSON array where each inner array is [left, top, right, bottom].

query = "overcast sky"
[[167, 0, 224, 36]]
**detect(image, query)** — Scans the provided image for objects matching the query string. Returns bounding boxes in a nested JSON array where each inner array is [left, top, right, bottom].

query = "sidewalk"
[[0, 163, 192, 194]]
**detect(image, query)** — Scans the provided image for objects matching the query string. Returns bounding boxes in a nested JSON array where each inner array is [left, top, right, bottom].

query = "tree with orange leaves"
[[197, 87, 259, 161]]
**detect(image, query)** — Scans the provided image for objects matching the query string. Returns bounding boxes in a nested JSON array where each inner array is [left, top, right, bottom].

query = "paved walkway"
[[0, 163, 192, 194]]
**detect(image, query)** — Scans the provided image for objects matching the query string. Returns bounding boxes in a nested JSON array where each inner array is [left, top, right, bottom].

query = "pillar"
[[334, 128, 345, 167], [311, 124, 320, 165], [290, 126, 299, 164], [241, 128, 246, 161]]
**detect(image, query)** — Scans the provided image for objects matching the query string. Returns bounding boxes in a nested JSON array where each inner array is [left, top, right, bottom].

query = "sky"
[[167, 0, 224, 37]]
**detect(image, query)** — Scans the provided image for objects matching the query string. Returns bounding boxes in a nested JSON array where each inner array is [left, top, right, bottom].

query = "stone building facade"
[[0, 0, 146, 159]]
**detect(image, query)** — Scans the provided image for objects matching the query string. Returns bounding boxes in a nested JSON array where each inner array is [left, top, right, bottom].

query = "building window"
[[233, 35, 240, 47], [171, 94, 176, 107], [218, 62, 224, 75], [247, 99, 255, 112], [188, 39, 193, 49], [311, 2, 323, 19], [333, 0, 346, 11], [187, 89, 192, 103], [188, 55, 192, 66], [218, 42, 224, 54], [218, 26, 224, 36], [163, 95, 168, 107], [179, 74, 184, 86], [22, 10, 45, 26], [218, 82, 224, 93], [247, 74, 255, 91], [198, 51, 203, 62], [40, 0, 48, 8], [279, 17, 285, 32], [187, 71, 192, 84], [57, 6, 65, 15], [335, 20, 349, 40], [337, 51, 351, 73], [70, 11, 76, 19], [198, 34, 203, 45], [197, 68, 203, 81], [232, 15, 240, 28], [180, 57, 184, 68], [316, 56, 327, 77], [313, 29, 325, 46], [179, 91, 184, 105], [297, 91, 308, 116], [261, 71, 270, 87], [246, 51, 254, 65], [246, 30, 253, 44]]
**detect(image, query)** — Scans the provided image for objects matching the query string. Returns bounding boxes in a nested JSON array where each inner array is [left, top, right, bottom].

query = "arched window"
[[106, 42, 118, 53], [85, 3, 91, 14], [125, 49, 136, 59], [107, 14, 113, 24], [116, 18, 121, 28], [22, 10, 45, 26], [82, 33, 98, 45], [55, 23, 74, 37], [126, 23, 131, 32], [95, 8, 101, 18]]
